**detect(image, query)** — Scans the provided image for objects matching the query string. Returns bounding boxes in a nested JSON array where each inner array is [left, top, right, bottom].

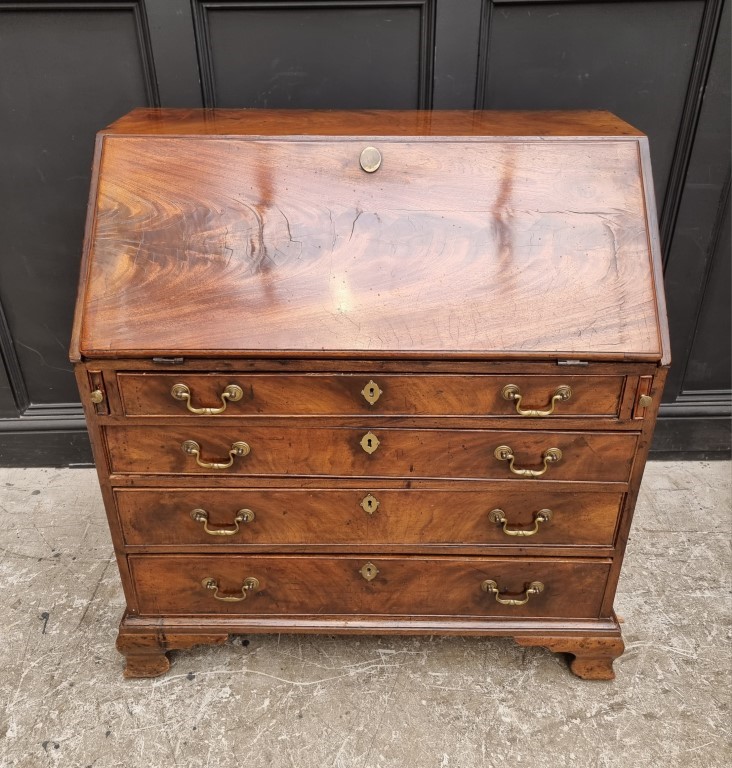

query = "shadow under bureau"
[[71, 109, 670, 680]]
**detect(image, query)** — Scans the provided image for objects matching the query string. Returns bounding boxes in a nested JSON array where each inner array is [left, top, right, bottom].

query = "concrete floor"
[[0, 462, 729, 768]]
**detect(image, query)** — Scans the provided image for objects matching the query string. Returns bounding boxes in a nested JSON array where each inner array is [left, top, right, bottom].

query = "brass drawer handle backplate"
[[201, 576, 260, 602], [171, 383, 244, 414], [494, 445, 562, 477], [488, 508, 553, 537], [181, 439, 250, 469], [481, 579, 544, 606], [501, 383, 572, 417], [190, 507, 255, 536]]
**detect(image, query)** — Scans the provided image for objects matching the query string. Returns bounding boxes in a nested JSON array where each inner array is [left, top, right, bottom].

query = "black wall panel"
[[0, 1, 158, 463], [0, 303, 16, 419], [0, 4, 157, 405], [193, 1, 435, 109], [685, 200, 730, 393], [657, 0, 730, 453], [0, 0, 729, 464]]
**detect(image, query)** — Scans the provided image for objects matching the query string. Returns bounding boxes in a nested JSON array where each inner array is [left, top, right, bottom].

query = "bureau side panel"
[[70, 136, 105, 363]]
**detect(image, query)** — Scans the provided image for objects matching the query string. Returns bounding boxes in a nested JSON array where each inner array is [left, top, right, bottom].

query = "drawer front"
[[117, 373, 624, 419], [105, 426, 637, 482], [116, 488, 623, 547], [129, 555, 610, 618]]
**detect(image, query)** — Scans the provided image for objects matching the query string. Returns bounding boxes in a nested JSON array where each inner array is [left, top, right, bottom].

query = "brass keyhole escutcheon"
[[360, 562, 379, 581], [359, 146, 382, 173], [361, 379, 382, 405], [360, 493, 380, 515], [360, 431, 380, 454]]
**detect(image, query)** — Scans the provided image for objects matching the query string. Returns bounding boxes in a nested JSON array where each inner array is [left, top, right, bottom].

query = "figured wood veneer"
[[115, 488, 623, 547], [128, 555, 611, 619], [117, 373, 625, 418], [77, 131, 664, 361], [103, 425, 637, 482]]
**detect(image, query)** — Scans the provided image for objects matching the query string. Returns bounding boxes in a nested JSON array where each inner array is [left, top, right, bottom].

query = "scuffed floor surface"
[[0, 462, 729, 768]]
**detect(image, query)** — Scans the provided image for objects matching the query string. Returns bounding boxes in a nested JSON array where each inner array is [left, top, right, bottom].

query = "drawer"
[[117, 373, 625, 419], [116, 488, 623, 547], [129, 555, 610, 618], [105, 426, 637, 482]]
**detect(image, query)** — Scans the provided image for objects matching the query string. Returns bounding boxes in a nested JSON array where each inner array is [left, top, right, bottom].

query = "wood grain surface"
[[115, 630, 228, 679], [114, 487, 623, 547], [117, 372, 624, 418], [102, 109, 645, 138], [79, 133, 663, 360], [128, 554, 611, 619], [103, 425, 637, 482], [515, 635, 625, 680]]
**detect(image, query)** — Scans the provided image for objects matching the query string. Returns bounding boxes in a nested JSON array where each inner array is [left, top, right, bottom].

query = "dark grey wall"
[[0, 0, 729, 465]]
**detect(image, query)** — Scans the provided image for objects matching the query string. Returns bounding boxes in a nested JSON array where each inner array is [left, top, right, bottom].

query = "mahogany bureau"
[[71, 109, 670, 680]]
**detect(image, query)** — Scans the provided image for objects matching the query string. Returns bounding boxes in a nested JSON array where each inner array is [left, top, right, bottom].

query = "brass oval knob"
[[481, 579, 544, 606], [501, 384, 572, 417], [359, 146, 382, 173], [90, 389, 104, 404], [190, 508, 255, 536], [181, 439, 250, 469], [171, 383, 244, 415], [488, 508, 552, 537], [201, 576, 259, 602], [494, 445, 562, 477]]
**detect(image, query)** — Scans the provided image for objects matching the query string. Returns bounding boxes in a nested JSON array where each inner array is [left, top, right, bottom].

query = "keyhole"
[[367, 438, 373, 448]]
